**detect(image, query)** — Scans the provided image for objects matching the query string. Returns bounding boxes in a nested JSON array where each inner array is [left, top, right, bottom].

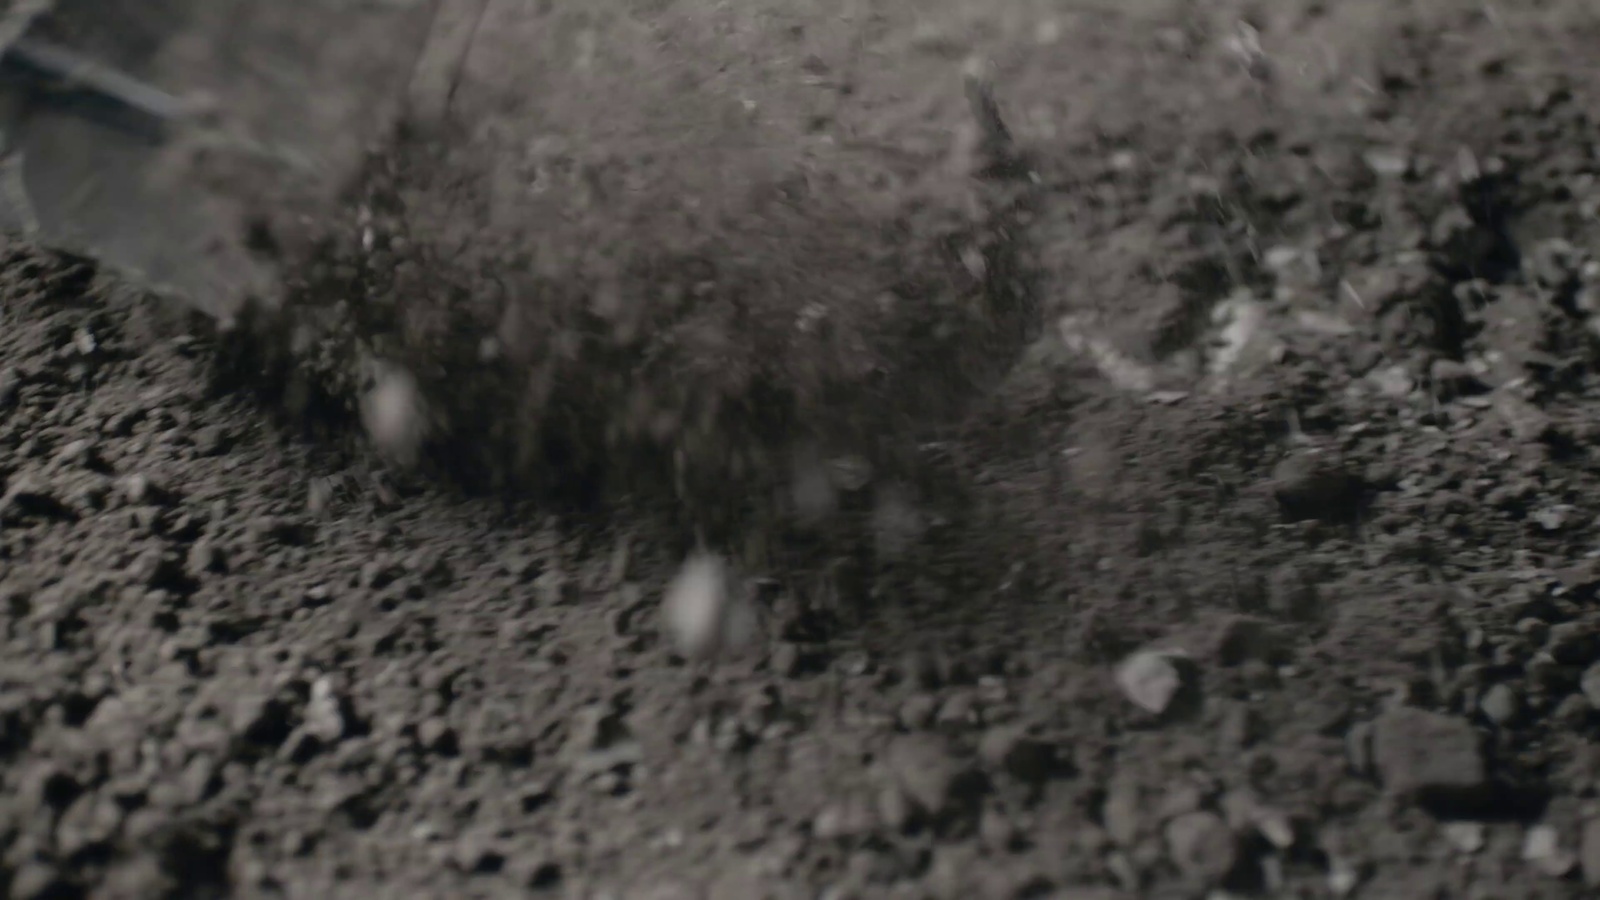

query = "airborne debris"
[[359, 361, 428, 468], [661, 553, 758, 659]]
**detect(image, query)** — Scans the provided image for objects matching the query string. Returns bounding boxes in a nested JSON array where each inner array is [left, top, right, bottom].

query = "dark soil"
[[7, 1, 1600, 898]]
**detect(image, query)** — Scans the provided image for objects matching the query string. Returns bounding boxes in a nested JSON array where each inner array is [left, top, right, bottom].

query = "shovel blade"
[[0, 0, 441, 317]]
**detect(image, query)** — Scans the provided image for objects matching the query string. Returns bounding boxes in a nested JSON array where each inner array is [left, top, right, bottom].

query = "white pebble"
[[661, 554, 756, 659], [1115, 649, 1189, 715], [360, 363, 426, 467]]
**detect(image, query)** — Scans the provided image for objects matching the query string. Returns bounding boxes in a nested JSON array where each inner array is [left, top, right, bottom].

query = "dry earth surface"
[[8, 0, 1600, 898]]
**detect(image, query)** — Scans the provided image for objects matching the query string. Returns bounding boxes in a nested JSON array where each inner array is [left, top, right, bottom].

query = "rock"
[[1115, 649, 1194, 716], [8, 861, 68, 900], [1443, 821, 1485, 854], [1326, 856, 1361, 897], [1545, 621, 1598, 666], [1102, 778, 1143, 846], [185, 539, 226, 577], [417, 718, 458, 755], [1265, 564, 1321, 620], [1581, 817, 1600, 888], [1523, 823, 1576, 877], [1164, 811, 1238, 885], [360, 361, 428, 467], [768, 642, 802, 678], [120, 473, 173, 507], [232, 695, 292, 747], [1430, 358, 1487, 398], [1270, 452, 1366, 522], [1207, 615, 1281, 666], [898, 693, 937, 730], [812, 796, 877, 841], [977, 726, 1056, 784], [0, 473, 76, 522], [660, 554, 757, 659], [0, 366, 19, 409], [1478, 683, 1519, 726], [876, 784, 913, 832], [885, 735, 984, 818], [1370, 708, 1487, 804], [304, 676, 350, 743]]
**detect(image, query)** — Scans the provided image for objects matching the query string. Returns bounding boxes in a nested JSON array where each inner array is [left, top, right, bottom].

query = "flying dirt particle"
[[359, 362, 427, 468], [661, 554, 757, 659]]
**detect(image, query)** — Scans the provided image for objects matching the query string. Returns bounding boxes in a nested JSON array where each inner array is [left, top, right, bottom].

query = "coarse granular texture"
[[6, 1, 1600, 898]]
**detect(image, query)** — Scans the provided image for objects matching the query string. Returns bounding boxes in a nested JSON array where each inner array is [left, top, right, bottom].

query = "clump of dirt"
[[214, 21, 1036, 549]]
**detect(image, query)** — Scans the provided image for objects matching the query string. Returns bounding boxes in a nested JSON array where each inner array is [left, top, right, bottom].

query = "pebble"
[[417, 717, 458, 755], [0, 366, 19, 409], [1443, 821, 1485, 854], [1164, 811, 1238, 885], [359, 362, 427, 467], [1115, 649, 1192, 715], [1580, 817, 1600, 888], [1370, 707, 1487, 801], [1523, 824, 1576, 877], [1326, 856, 1361, 897], [1270, 452, 1366, 522], [1478, 683, 1519, 726], [885, 735, 983, 818], [1102, 779, 1143, 846], [898, 693, 938, 730], [660, 554, 757, 659], [304, 676, 349, 743], [1574, 659, 1600, 707], [1207, 615, 1280, 666], [977, 726, 1055, 783]]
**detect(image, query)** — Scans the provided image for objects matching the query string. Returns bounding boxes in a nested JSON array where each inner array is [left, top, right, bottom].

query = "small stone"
[[304, 676, 349, 743], [1580, 818, 1600, 888], [1370, 708, 1487, 803], [812, 796, 876, 841], [417, 718, 458, 755], [1270, 452, 1366, 522], [307, 478, 335, 514], [876, 784, 913, 832], [1523, 824, 1576, 877], [1443, 821, 1486, 854], [769, 642, 801, 678], [979, 807, 1018, 851], [660, 554, 757, 658], [898, 693, 938, 730], [1478, 683, 1519, 726], [885, 735, 984, 818], [1546, 622, 1598, 666], [360, 362, 428, 467], [120, 473, 168, 506], [232, 694, 292, 746], [0, 366, 19, 409], [977, 727, 1056, 784], [0, 474, 75, 522], [1574, 659, 1600, 707], [1164, 811, 1238, 885], [1115, 649, 1193, 715], [8, 861, 67, 900], [1102, 779, 1143, 846], [185, 539, 225, 577], [1326, 856, 1361, 897], [1207, 615, 1280, 666]]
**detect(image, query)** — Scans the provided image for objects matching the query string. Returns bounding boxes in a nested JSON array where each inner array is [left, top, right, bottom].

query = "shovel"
[[0, 0, 455, 319]]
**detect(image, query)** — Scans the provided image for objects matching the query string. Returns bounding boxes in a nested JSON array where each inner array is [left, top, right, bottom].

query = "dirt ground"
[[8, 0, 1600, 897]]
